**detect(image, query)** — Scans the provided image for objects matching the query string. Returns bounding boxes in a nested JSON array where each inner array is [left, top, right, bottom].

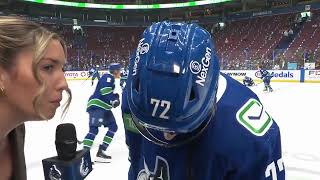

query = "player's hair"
[[0, 16, 72, 119]]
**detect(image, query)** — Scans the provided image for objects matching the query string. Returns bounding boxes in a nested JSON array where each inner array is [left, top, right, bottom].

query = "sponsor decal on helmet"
[[189, 47, 211, 87], [133, 38, 150, 76], [189, 61, 201, 74]]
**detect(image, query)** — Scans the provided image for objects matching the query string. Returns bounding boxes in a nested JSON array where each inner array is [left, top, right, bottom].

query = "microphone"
[[56, 123, 77, 160], [42, 123, 93, 180]]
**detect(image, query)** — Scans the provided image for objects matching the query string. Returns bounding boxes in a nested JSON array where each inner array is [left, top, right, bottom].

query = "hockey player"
[[120, 67, 129, 90], [126, 21, 285, 179], [121, 53, 143, 178], [243, 76, 255, 86], [83, 63, 121, 162], [258, 66, 273, 92], [88, 65, 100, 86], [121, 82, 143, 179]]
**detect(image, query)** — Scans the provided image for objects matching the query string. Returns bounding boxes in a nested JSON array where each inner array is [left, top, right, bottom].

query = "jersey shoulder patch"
[[236, 98, 273, 136]]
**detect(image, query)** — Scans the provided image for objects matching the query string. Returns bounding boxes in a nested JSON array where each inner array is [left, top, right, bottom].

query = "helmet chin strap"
[[131, 104, 216, 148]]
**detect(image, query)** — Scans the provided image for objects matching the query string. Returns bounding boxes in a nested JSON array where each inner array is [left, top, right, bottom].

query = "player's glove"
[[110, 99, 120, 108]]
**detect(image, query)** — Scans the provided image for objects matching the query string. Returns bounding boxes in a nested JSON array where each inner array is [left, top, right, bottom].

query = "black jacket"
[[9, 124, 27, 180]]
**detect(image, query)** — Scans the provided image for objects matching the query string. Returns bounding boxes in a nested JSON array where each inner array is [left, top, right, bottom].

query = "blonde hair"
[[0, 16, 72, 119]]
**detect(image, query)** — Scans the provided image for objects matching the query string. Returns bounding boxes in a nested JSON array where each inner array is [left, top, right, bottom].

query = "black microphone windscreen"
[[56, 123, 77, 142], [55, 123, 77, 161]]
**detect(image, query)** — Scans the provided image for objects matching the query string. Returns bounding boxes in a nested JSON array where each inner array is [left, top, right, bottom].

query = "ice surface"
[[25, 80, 320, 180]]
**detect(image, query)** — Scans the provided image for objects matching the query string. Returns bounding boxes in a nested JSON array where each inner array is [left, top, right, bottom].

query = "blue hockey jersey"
[[87, 73, 119, 112], [121, 87, 143, 178], [120, 69, 128, 90], [89, 67, 98, 77], [127, 73, 285, 180], [259, 69, 273, 80], [243, 76, 254, 86]]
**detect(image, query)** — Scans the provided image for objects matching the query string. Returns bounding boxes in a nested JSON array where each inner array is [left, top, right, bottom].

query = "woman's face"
[[3, 39, 68, 120]]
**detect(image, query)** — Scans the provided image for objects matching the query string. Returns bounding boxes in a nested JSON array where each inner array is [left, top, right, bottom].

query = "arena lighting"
[[23, 0, 231, 9], [94, 20, 107, 22]]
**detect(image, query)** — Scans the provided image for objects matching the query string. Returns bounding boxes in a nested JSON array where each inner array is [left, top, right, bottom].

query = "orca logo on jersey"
[[49, 165, 62, 180], [133, 39, 150, 76], [137, 156, 170, 180], [79, 157, 90, 177]]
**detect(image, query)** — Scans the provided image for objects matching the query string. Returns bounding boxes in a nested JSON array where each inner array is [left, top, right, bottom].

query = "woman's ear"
[[0, 69, 6, 96], [0, 67, 8, 89]]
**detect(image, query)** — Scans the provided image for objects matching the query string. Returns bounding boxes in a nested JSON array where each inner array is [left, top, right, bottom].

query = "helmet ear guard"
[[127, 21, 220, 147]]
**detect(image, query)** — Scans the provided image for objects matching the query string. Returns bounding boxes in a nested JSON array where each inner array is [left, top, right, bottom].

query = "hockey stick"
[[80, 76, 91, 85], [254, 80, 264, 86], [93, 161, 111, 164]]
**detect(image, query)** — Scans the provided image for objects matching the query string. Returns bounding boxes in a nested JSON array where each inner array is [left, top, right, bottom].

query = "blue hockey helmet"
[[127, 21, 220, 146], [109, 63, 121, 73]]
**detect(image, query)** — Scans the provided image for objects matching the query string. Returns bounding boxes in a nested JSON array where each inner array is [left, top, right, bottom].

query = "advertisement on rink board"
[[64, 71, 107, 80], [221, 70, 300, 82], [304, 62, 316, 70], [305, 70, 320, 82], [64, 70, 319, 83]]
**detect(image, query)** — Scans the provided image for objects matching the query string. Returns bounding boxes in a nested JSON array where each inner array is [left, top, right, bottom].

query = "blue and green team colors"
[[87, 99, 112, 111], [100, 87, 112, 95], [128, 74, 285, 179], [24, 0, 231, 10], [86, 73, 118, 112]]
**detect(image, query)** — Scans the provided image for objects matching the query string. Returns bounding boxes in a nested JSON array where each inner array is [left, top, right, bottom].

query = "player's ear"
[[0, 67, 8, 89]]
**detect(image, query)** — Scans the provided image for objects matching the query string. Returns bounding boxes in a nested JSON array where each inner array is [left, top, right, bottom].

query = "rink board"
[[64, 71, 108, 81], [64, 70, 320, 83], [222, 70, 301, 83], [304, 70, 320, 83]]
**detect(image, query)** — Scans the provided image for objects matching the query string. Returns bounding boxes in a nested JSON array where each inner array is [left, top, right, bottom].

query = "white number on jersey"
[[265, 158, 284, 180], [150, 98, 171, 119]]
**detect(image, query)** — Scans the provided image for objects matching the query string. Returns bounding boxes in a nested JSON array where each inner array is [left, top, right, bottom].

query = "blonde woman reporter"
[[0, 16, 71, 180]]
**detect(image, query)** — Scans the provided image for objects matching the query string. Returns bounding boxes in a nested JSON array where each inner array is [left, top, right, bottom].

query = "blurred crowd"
[[42, 11, 320, 71]]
